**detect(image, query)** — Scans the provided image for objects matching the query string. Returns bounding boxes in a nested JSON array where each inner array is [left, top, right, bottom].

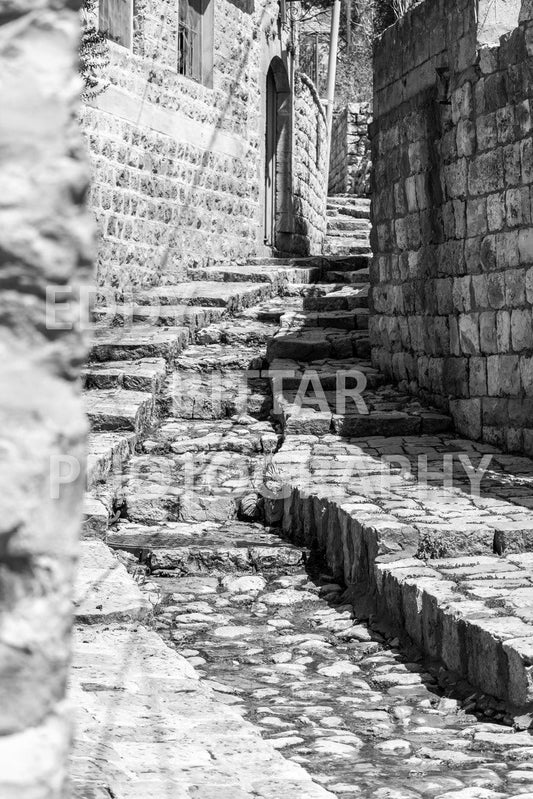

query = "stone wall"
[[0, 0, 90, 795], [80, 0, 327, 292], [370, 0, 533, 453], [290, 72, 328, 255], [329, 103, 372, 196]]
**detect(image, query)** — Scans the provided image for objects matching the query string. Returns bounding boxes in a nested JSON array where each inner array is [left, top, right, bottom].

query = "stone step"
[[239, 296, 306, 323], [268, 432, 533, 711], [196, 317, 278, 346], [325, 229, 370, 242], [90, 325, 189, 363], [176, 341, 267, 372], [82, 357, 167, 394], [268, 356, 386, 391], [282, 282, 339, 298], [273, 390, 453, 437], [323, 240, 371, 256], [116, 452, 265, 524], [324, 254, 371, 271], [245, 256, 325, 268], [86, 431, 134, 488], [266, 327, 370, 363], [70, 628, 334, 799], [74, 540, 150, 622], [82, 492, 111, 538], [166, 343, 272, 420], [327, 197, 371, 218], [327, 217, 371, 232], [280, 308, 369, 331], [85, 388, 155, 434], [141, 418, 280, 456], [325, 269, 371, 284], [93, 304, 225, 331], [107, 520, 307, 575], [303, 285, 368, 311], [162, 370, 272, 421], [137, 281, 272, 311], [189, 264, 322, 286]]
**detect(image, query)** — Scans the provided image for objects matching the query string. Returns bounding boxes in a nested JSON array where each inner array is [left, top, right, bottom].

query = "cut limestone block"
[[93, 303, 225, 331], [82, 493, 110, 538], [266, 327, 369, 363], [85, 389, 154, 435], [74, 540, 150, 622], [137, 282, 272, 311], [280, 308, 369, 331], [90, 325, 189, 362], [82, 357, 167, 394]]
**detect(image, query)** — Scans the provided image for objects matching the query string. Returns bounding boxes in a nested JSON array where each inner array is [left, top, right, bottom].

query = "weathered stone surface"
[[90, 325, 189, 363], [0, 0, 91, 791], [70, 625, 334, 798], [84, 388, 154, 434], [371, 0, 533, 455], [74, 541, 151, 622]]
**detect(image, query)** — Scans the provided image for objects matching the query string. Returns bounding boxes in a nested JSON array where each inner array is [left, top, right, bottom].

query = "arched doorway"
[[264, 58, 291, 248]]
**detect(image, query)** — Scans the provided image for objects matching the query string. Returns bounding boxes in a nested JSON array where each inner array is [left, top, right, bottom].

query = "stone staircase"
[[77, 198, 533, 777], [81, 201, 451, 538]]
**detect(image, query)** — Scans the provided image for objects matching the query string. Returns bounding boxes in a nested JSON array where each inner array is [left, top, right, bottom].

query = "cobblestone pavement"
[[147, 559, 533, 799], [71, 542, 334, 799]]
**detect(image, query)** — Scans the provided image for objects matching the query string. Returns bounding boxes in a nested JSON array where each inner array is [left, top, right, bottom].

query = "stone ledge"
[[74, 541, 151, 623], [69, 623, 335, 798], [270, 431, 533, 712]]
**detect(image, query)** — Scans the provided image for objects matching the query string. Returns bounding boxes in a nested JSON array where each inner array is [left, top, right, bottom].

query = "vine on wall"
[[80, 0, 110, 100]]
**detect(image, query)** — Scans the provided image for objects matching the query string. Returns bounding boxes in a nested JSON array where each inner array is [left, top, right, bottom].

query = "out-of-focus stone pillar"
[[0, 0, 92, 796]]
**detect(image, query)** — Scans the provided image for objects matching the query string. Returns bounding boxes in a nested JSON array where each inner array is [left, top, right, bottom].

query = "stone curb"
[[269, 480, 533, 714]]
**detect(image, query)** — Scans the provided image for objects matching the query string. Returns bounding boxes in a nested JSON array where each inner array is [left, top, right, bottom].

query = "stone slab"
[[137, 282, 272, 311], [90, 325, 189, 362], [83, 357, 167, 394], [69, 624, 334, 798], [85, 389, 154, 434], [74, 541, 151, 622]]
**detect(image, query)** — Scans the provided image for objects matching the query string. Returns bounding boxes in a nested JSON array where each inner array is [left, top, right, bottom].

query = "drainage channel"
[[135, 551, 533, 799]]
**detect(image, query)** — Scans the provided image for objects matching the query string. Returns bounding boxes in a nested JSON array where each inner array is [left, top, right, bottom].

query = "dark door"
[[264, 67, 277, 246]]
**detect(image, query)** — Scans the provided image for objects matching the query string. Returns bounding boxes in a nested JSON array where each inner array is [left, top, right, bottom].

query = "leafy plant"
[[79, 0, 110, 101]]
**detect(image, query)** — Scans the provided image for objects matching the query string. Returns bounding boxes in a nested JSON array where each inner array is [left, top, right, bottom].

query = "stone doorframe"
[[264, 55, 292, 249]]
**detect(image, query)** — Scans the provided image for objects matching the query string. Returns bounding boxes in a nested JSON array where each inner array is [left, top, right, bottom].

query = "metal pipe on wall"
[[324, 0, 341, 195]]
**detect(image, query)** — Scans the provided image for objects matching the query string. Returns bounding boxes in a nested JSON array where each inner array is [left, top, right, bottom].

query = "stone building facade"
[[371, 0, 533, 454], [81, 0, 328, 294], [329, 102, 372, 196], [0, 0, 90, 795]]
